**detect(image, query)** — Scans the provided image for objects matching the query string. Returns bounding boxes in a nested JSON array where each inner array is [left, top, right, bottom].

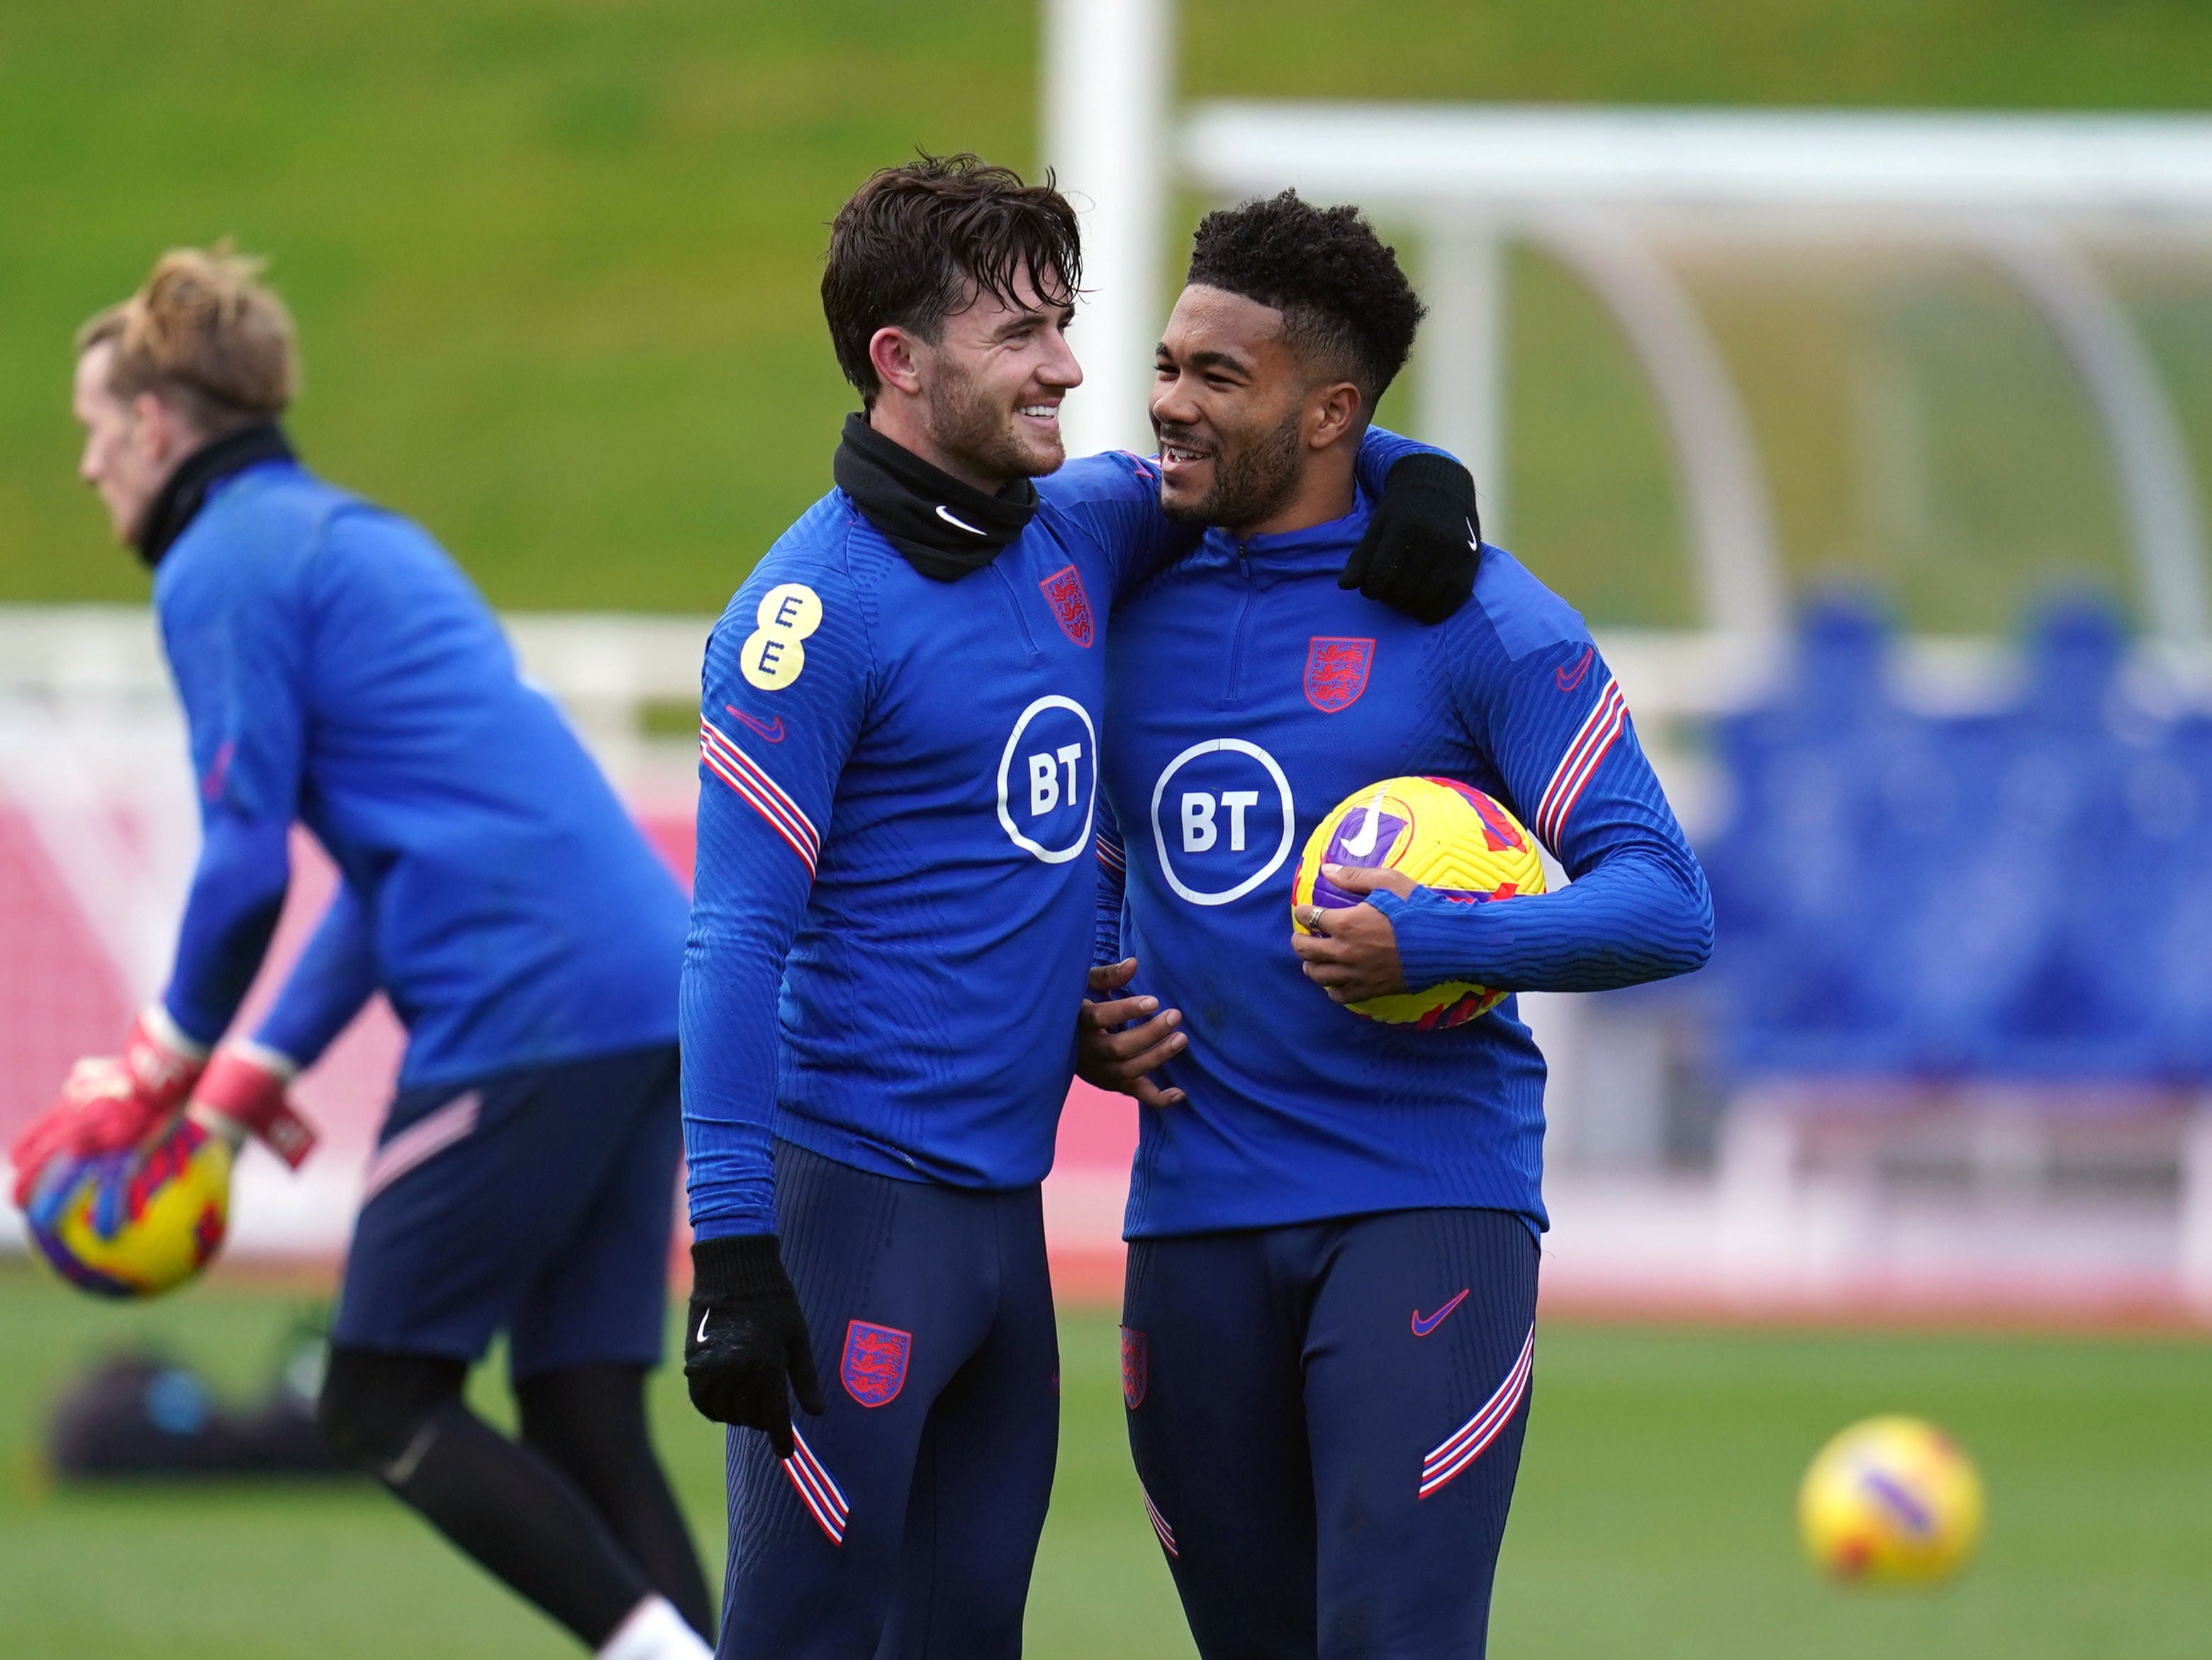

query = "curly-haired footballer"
[[1078, 193, 1714, 1659]]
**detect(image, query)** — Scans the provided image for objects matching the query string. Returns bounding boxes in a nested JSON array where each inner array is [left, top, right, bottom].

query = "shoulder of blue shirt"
[[1460, 544, 1596, 663]]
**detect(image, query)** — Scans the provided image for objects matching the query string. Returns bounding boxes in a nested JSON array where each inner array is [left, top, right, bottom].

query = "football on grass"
[[1799, 1414, 1986, 1585]]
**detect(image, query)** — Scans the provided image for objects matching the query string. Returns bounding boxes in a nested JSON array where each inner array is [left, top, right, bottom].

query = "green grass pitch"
[[1, 1260, 2207, 1658]]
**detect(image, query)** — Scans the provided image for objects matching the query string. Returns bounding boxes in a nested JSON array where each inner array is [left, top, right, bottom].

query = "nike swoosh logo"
[[1411, 1288, 1470, 1337], [935, 504, 988, 537], [1338, 788, 1387, 858], [1555, 646, 1594, 693], [1467, 516, 1480, 553], [696, 1310, 711, 1344], [725, 705, 785, 743]]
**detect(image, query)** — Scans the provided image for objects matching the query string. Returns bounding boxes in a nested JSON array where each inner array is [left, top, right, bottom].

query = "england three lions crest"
[[1305, 636, 1375, 713], [842, 1320, 912, 1408], [1119, 1325, 1148, 1409], [1039, 564, 1095, 648]]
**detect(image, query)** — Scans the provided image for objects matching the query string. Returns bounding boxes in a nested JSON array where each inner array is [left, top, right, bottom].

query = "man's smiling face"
[[917, 262, 1082, 485], [1149, 284, 1309, 532]]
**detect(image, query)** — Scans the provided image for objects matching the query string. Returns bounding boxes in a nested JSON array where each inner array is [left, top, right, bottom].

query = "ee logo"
[[741, 583, 822, 691]]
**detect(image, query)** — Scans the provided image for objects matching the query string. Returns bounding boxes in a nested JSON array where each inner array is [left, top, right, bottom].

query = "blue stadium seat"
[[1703, 596, 1923, 1076], [1705, 593, 2196, 1093]]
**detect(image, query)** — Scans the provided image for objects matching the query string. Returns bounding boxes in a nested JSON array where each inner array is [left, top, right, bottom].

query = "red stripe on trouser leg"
[[1419, 1325, 1534, 1498]]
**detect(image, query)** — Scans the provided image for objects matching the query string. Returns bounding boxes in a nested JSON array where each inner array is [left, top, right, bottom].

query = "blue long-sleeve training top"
[[1095, 497, 1713, 1238], [154, 458, 688, 1086], [680, 432, 1436, 1240]]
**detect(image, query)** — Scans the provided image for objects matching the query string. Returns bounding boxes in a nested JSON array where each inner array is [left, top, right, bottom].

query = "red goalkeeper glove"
[[10, 1009, 208, 1208], [184, 1043, 319, 1169]]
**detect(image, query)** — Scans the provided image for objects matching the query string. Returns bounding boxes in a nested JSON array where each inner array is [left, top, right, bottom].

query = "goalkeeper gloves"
[[1340, 453, 1483, 625], [11, 1008, 208, 1207], [683, 1233, 824, 1457], [185, 1042, 319, 1169]]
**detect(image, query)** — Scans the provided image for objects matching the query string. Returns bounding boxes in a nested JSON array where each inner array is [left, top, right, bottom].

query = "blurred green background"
[[9, 1, 2212, 626]]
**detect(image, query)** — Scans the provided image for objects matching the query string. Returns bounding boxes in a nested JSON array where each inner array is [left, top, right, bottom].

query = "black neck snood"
[[135, 422, 296, 568], [831, 412, 1037, 581]]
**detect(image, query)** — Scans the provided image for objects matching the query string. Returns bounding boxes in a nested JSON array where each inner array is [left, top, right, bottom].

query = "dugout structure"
[[1039, 26, 2212, 1316]]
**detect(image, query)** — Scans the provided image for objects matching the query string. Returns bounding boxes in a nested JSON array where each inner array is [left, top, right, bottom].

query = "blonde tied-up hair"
[[77, 243, 298, 437]]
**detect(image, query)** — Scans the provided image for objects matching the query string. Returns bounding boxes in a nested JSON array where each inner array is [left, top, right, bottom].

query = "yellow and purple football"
[[23, 1116, 231, 1299], [1292, 775, 1546, 1028], [1799, 1415, 1986, 1585]]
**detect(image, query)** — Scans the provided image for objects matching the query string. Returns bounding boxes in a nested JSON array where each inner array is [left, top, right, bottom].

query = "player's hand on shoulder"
[[1292, 866, 1414, 1003], [683, 1233, 824, 1456], [1077, 959, 1187, 1109], [1339, 454, 1480, 625]]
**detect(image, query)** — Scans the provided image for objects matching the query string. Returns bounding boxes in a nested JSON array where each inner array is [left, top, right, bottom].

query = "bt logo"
[[1149, 739, 1295, 906], [997, 695, 1095, 864], [1029, 744, 1085, 818], [1178, 789, 1263, 853]]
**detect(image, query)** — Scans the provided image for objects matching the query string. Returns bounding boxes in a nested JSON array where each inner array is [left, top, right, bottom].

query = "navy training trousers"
[[716, 1138, 1059, 1659], [1122, 1206, 1539, 1660]]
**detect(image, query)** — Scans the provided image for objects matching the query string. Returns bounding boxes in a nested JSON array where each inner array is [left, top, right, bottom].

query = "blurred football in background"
[[1799, 1413, 1986, 1585]]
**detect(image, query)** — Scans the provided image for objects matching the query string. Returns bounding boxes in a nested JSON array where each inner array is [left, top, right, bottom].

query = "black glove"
[[1340, 453, 1482, 624], [683, 1233, 824, 1456]]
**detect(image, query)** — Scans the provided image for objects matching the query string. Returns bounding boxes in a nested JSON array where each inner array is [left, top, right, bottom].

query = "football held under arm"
[[681, 565, 868, 1241], [1370, 638, 1714, 994]]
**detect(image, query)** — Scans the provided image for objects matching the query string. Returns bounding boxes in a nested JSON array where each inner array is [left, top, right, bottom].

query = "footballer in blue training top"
[[1082, 196, 1714, 1659], [20, 249, 715, 1660], [677, 157, 1480, 1660]]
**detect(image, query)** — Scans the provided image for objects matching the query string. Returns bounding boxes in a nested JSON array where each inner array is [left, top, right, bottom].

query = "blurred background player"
[[13, 247, 715, 1660], [679, 155, 1478, 1659], [1079, 194, 1714, 1657]]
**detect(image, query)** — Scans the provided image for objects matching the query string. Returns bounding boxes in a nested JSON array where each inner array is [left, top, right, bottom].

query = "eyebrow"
[[1172, 347, 1252, 378], [992, 305, 1071, 341]]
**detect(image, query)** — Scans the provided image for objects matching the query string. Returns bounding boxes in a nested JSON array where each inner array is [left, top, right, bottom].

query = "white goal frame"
[[1041, 6, 2212, 653]]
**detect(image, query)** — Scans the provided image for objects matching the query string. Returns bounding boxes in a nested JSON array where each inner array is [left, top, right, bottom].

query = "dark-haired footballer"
[[678, 157, 1481, 1659], [1080, 194, 1714, 1658]]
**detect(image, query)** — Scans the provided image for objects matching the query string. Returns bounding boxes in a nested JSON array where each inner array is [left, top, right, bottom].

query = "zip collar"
[[1198, 490, 1373, 580]]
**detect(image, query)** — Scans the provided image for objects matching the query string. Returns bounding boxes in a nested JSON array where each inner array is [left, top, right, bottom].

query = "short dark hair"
[[822, 154, 1083, 404], [1184, 191, 1425, 411]]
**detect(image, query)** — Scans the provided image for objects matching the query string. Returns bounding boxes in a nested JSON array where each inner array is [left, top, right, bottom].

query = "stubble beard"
[[1159, 404, 1305, 532], [924, 355, 1062, 486]]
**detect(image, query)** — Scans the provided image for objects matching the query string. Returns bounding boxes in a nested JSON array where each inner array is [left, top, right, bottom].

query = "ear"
[[1305, 381, 1365, 451], [867, 326, 927, 399], [130, 391, 196, 463]]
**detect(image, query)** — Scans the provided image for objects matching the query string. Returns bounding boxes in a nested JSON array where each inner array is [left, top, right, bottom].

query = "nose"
[[1150, 366, 1199, 433], [1039, 325, 1083, 392]]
